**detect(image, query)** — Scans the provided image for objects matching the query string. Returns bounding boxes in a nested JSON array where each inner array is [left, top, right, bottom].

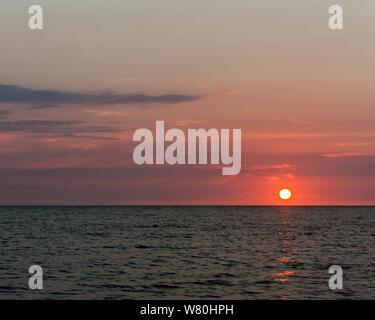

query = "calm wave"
[[0, 206, 374, 299]]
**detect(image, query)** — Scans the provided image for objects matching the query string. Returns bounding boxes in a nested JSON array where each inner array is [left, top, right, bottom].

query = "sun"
[[279, 188, 292, 200]]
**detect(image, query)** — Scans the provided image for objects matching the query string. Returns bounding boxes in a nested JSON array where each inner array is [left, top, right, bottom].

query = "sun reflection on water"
[[273, 209, 303, 293]]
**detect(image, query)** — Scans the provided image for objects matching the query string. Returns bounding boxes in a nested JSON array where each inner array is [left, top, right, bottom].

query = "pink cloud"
[[322, 152, 369, 158]]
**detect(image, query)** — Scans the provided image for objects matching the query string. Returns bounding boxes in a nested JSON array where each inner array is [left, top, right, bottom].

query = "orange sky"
[[0, 0, 374, 204]]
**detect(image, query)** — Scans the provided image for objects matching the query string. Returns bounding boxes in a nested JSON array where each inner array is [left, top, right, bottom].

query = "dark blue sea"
[[0, 206, 374, 299]]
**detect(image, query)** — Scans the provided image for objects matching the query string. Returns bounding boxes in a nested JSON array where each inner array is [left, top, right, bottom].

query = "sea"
[[0, 206, 374, 299]]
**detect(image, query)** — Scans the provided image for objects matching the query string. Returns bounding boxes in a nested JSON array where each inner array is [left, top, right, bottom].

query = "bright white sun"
[[279, 188, 292, 200]]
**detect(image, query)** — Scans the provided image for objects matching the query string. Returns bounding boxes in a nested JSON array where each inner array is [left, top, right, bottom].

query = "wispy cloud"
[[336, 142, 374, 147], [244, 131, 375, 140], [322, 152, 369, 158], [26, 134, 119, 141], [0, 84, 201, 108], [0, 110, 10, 119], [242, 164, 296, 180], [0, 120, 119, 135], [249, 164, 295, 170], [84, 109, 127, 117]]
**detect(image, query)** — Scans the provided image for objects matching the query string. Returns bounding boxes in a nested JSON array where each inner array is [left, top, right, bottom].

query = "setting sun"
[[279, 189, 292, 200]]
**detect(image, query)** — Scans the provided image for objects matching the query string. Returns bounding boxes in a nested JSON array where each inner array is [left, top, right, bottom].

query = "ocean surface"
[[0, 206, 374, 299]]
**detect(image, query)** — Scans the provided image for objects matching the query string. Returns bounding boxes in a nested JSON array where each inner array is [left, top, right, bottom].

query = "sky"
[[0, 0, 375, 205]]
